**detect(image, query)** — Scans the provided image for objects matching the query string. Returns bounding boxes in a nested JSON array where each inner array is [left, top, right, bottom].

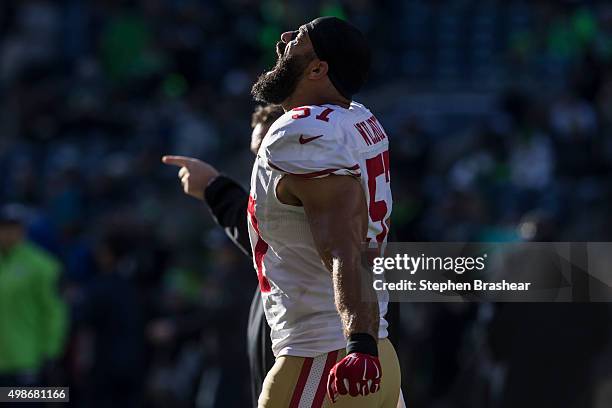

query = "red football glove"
[[327, 352, 382, 402]]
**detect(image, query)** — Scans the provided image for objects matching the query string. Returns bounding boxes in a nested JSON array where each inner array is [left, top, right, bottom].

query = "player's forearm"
[[331, 250, 379, 340], [204, 175, 252, 257], [313, 228, 379, 339]]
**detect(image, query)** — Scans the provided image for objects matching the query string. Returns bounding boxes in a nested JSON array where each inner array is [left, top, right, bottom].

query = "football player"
[[164, 16, 403, 408], [248, 17, 400, 407], [164, 100, 406, 408]]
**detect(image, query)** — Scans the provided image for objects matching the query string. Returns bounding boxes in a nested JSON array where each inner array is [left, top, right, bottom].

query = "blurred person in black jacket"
[[74, 226, 146, 408], [487, 213, 610, 408], [163, 104, 283, 407]]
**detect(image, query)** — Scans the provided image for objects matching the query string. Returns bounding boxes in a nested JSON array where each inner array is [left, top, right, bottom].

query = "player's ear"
[[308, 60, 328, 80]]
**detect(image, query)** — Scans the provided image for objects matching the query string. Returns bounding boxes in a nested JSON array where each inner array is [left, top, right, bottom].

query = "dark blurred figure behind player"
[[163, 104, 283, 407], [72, 225, 147, 407], [486, 214, 611, 408]]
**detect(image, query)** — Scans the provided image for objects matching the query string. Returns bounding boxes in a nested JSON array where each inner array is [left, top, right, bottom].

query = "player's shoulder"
[[347, 100, 371, 117], [263, 105, 343, 156], [261, 105, 361, 177], [265, 102, 372, 144], [268, 105, 339, 138]]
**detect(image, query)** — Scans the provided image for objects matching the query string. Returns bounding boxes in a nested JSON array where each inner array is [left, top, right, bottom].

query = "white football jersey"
[[247, 101, 392, 358]]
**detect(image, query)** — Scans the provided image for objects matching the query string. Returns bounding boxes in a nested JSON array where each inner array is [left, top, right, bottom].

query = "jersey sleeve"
[[263, 108, 361, 178]]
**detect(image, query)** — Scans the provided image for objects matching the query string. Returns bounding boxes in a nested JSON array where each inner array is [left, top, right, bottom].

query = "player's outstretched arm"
[[162, 155, 252, 256], [281, 174, 382, 401]]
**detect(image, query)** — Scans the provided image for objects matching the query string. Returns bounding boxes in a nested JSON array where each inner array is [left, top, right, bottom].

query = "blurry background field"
[[0, 1, 612, 407]]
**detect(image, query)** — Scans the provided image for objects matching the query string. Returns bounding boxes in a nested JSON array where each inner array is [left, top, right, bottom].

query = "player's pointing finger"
[[162, 155, 195, 167]]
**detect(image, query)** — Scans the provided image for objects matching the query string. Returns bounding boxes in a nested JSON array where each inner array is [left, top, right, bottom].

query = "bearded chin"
[[251, 54, 306, 105]]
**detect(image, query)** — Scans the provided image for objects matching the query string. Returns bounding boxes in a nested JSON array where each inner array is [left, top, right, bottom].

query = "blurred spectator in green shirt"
[[0, 204, 67, 386]]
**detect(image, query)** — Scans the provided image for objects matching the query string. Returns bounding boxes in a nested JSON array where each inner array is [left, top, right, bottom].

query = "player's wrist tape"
[[346, 333, 378, 357]]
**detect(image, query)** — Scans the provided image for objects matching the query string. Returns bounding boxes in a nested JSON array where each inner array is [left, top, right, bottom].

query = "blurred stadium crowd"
[[1, 0, 612, 407]]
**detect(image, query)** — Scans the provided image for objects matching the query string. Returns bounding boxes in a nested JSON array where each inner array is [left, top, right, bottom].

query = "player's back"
[[248, 102, 392, 358]]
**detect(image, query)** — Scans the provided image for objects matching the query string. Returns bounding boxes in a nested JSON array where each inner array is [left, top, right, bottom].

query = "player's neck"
[[281, 90, 350, 111]]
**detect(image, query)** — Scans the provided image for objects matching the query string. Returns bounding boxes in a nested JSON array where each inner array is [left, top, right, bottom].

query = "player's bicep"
[[285, 175, 367, 269]]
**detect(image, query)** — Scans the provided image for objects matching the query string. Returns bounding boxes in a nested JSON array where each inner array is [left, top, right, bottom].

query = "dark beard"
[[251, 51, 313, 105]]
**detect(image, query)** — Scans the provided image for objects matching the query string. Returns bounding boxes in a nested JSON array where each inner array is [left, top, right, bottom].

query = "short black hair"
[[251, 104, 284, 129]]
